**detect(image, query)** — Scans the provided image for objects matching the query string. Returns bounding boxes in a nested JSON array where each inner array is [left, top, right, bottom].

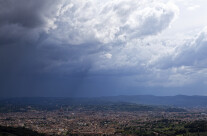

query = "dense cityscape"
[[1, 97, 207, 136]]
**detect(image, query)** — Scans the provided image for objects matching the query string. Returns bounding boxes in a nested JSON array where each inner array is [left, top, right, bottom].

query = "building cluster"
[[0, 108, 207, 135]]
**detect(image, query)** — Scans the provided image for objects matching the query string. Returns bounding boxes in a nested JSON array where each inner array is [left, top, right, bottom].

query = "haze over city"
[[1, 0, 207, 97]]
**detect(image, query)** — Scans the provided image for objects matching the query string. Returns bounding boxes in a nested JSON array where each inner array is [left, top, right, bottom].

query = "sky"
[[1, 0, 207, 97]]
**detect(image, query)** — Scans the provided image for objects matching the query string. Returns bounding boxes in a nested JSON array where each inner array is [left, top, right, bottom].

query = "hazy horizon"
[[1, 0, 207, 97]]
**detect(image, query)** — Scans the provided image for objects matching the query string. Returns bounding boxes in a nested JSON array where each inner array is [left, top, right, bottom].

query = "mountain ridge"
[[1, 95, 207, 107]]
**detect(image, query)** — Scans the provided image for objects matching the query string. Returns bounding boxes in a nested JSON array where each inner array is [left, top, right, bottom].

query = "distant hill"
[[0, 98, 186, 113], [100, 95, 207, 107], [1, 95, 207, 108]]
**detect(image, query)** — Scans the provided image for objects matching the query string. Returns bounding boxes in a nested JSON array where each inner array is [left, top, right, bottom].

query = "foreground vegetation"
[[116, 120, 207, 136], [0, 126, 45, 136]]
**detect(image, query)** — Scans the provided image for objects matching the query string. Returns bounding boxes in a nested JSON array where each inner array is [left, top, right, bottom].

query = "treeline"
[[116, 120, 207, 136], [0, 126, 45, 136]]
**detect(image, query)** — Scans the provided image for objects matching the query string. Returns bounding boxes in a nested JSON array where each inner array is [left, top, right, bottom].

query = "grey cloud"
[[0, 0, 61, 45], [156, 28, 207, 69], [137, 7, 177, 37], [0, 0, 59, 28]]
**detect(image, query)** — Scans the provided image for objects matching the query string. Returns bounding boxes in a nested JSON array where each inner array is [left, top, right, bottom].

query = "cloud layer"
[[1, 0, 207, 96]]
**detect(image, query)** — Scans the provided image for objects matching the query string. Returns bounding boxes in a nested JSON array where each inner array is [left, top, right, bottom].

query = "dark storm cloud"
[[0, 0, 63, 96], [0, 0, 59, 75], [0, 0, 60, 45], [2, 0, 202, 97], [0, 0, 59, 28]]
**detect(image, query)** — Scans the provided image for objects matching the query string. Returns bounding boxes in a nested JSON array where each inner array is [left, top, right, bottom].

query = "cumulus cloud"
[[30, 0, 179, 74], [53, 0, 179, 44]]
